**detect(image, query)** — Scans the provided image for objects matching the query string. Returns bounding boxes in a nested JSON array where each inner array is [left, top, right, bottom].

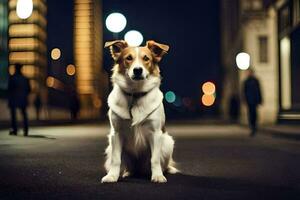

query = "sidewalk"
[[1, 119, 299, 140], [261, 125, 300, 140], [0, 119, 107, 130]]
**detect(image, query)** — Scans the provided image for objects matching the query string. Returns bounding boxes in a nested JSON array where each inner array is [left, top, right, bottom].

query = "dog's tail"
[[167, 158, 180, 174]]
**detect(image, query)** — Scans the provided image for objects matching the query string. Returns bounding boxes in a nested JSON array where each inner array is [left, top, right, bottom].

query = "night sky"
[[47, 0, 221, 115]]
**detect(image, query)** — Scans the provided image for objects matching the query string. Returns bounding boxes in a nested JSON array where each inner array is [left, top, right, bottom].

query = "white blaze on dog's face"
[[105, 40, 169, 80]]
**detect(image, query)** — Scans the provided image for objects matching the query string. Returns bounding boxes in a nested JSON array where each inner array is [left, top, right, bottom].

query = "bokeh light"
[[51, 48, 61, 60], [66, 64, 76, 76], [46, 76, 55, 88], [105, 13, 127, 33], [236, 52, 250, 70], [165, 91, 176, 103], [182, 97, 192, 107], [93, 98, 102, 109], [202, 94, 215, 107], [202, 81, 216, 95], [8, 65, 15, 75], [16, 0, 33, 19], [124, 30, 143, 46], [173, 96, 182, 107]]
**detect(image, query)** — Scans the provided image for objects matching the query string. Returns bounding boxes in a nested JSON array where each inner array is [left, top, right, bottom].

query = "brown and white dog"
[[101, 40, 178, 183]]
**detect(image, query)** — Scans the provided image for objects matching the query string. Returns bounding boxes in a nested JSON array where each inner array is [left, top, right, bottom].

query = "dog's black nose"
[[133, 67, 143, 77]]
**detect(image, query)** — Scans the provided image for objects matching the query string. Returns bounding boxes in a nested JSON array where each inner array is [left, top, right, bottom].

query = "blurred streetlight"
[[105, 13, 127, 33], [16, 0, 33, 19], [66, 64, 76, 76], [46, 76, 55, 88], [165, 91, 176, 103], [202, 81, 216, 95], [124, 30, 143, 46], [202, 94, 215, 107], [51, 48, 61, 60], [236, 52, 250, 70]]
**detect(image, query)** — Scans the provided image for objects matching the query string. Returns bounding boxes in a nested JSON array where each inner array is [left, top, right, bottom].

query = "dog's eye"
[[143, 56, 150, 61], [126, 55, 133, 61]]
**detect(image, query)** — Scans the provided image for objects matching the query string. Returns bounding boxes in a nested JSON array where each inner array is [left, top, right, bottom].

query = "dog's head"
[[105, 40, 169, 81]]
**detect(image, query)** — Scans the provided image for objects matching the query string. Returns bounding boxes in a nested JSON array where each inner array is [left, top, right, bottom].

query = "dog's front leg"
[[150, 131, 167, 183], [101, 133, 122, 183]]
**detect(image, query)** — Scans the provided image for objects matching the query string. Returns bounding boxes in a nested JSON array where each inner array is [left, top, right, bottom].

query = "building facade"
[[275, 0, 300, 122], [221, 0, 279, 125], [74, 0, 108, 118], [221, 0, 300, 124]]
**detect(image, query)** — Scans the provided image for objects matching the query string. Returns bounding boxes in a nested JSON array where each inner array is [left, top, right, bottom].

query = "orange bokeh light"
[[66, 64, 76, 76], [201, 94, 215, 106], [202, 81, 216, 95], [46, 76, 55, 87]]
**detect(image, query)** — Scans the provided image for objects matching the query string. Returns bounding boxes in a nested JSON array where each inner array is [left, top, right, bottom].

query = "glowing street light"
[[202, 81, 216, 95], [51, 48, 61, 60], [66, 64, 76, 76], [16, 0, 33, 19], [201, 81, 216, 107], [202, 94, 215, 106], [236, 52, 250, 70], [124, 30, 144, 46], [105, 13, 127, 33]]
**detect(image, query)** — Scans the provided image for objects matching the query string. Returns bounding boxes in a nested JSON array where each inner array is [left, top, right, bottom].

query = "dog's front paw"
[[151, 174, 167, 183], [101, 174, 118, 183]]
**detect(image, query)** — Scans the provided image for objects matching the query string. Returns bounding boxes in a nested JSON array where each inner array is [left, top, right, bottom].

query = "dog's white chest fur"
[[107, 75, 163, 126]]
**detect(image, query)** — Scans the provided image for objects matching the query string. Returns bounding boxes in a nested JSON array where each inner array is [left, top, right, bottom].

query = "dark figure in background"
[[34, 93, 42, 121], [229, 94, 240, 123], [8, 64, 31, 136], [69, 91, 80, 120], [243, 69, 262, 137]]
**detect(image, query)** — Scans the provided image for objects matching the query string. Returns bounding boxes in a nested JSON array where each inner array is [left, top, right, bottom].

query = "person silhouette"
[[69, 90, 80, 120], [34, 93, 42, 121], [8, 63, 31, 136], [243, 69, 262, 137]]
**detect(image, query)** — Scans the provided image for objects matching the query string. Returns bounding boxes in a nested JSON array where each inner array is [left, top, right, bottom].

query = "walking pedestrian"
[[7, 63, 31, 136], [243, 69, 262, 137], [34, 93, 42, 121]]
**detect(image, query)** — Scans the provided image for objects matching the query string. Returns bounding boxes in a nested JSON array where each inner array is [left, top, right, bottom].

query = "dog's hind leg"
[[161, 133, 179, 174]]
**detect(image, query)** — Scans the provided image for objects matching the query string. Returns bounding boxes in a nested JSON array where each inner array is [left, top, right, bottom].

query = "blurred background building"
[[221, 0, 300, 124], [0, 0, 47, 120], [74, 0, 108, 119], [0, 0, 108, 121]]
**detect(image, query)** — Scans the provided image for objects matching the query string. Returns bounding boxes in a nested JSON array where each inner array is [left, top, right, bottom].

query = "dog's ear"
[[146, 40, 169, 62], [104, 40, 128, 61]]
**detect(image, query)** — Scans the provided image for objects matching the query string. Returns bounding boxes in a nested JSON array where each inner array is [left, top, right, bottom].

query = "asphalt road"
[[0, 124, 300, 200]]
